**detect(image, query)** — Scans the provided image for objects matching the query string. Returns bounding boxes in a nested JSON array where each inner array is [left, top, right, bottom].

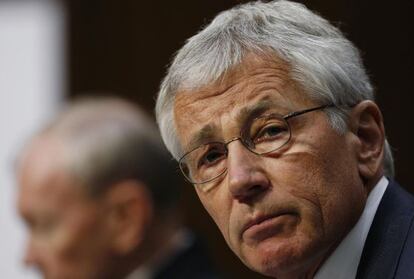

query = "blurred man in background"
[[155, 0, 414, 278], [17, 97, 220, 279]]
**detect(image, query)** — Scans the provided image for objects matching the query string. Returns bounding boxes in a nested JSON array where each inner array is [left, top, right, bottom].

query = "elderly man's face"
[[174, 56, 368, 278], [17, 138, 114, 279]]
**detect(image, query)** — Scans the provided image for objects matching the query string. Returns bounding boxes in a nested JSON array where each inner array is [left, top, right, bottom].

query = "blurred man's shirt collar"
[[315, 176, 388, 279], [126, 265, 153, 279]]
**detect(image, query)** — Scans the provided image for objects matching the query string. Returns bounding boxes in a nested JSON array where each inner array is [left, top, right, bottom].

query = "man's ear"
[[104, 180, 153, 255], [349, 100, 385, 182]]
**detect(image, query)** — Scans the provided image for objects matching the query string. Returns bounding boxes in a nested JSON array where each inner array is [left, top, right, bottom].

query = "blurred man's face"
[[17, 138, 114, 279], [173, 55, 368, 278]]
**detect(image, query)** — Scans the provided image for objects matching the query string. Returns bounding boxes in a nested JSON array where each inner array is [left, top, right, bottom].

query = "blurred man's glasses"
[[178, 104, 335, 185]]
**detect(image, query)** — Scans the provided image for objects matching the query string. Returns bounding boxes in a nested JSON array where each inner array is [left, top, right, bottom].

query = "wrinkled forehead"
[[173, 55, 315, 154]]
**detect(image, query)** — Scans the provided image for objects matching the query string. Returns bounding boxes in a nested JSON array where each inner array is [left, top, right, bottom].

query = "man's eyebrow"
[[184, 98, 286, 153], [186, 123, 218, 152], [236, 98, 278, 124]]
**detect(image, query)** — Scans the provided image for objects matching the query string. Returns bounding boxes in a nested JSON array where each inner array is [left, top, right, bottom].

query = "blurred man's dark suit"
[[153, 234, 220, 279]]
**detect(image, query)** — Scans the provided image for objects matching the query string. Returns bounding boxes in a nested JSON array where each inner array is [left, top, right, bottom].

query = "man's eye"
[[254, 124, 286, 143], [199, 149, 226, 168]]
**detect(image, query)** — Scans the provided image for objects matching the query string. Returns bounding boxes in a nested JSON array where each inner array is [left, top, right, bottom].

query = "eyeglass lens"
[[180, 113, 291, 184]]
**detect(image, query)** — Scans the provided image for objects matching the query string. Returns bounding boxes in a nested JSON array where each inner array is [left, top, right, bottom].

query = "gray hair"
[[42, 97, 182, 211], [156, 0, 394, 177]]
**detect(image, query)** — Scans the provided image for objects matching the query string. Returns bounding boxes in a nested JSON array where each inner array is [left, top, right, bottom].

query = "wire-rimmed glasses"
[[178, 104, 334, 185]]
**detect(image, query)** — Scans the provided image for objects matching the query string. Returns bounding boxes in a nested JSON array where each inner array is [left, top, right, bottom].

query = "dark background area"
[[65, 1, 413, 278]]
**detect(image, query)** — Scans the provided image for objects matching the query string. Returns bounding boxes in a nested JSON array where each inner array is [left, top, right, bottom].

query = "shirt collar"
[[314, 176, 388, 279]]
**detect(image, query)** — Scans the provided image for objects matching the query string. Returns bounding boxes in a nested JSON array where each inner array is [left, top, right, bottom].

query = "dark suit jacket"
[[152, 233, 221, 279], [357, 179, 414, 279]]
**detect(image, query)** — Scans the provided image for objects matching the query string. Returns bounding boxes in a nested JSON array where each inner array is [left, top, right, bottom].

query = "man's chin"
[[240, 239, 315, 279]]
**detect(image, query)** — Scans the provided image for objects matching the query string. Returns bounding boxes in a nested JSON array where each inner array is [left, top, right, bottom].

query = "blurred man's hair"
[[40, 96, 182, 214]]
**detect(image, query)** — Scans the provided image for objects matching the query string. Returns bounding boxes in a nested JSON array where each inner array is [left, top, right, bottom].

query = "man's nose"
[[24, 236, 40, 267], [226, 141, 270, 202]]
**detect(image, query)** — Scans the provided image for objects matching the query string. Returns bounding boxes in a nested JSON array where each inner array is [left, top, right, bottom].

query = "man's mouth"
[[242, 212, 298, 244]]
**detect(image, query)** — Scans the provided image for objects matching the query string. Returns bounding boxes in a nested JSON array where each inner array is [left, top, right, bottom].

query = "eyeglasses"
[[178, 104, 335, 185]]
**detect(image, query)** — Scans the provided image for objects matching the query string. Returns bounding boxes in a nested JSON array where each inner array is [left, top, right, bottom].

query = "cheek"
[[268, 152, 330, 202], [267, 158, 328, 238], [52, 207, 109, 267], [270, 137, 365, 237]]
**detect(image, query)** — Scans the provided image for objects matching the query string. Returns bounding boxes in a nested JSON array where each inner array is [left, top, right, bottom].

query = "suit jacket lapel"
[[356, 180, 414, 279]]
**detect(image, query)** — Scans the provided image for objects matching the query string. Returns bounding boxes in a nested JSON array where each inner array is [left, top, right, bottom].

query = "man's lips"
[[242, 212, 297, 243]]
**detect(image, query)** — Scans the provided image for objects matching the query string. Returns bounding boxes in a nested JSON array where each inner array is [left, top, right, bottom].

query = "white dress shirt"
[[314, 176, 389, 279]]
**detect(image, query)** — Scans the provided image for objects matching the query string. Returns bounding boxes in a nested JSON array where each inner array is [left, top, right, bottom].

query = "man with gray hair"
[[155, 1, 414, 278], [17, 97, 219, 279]]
